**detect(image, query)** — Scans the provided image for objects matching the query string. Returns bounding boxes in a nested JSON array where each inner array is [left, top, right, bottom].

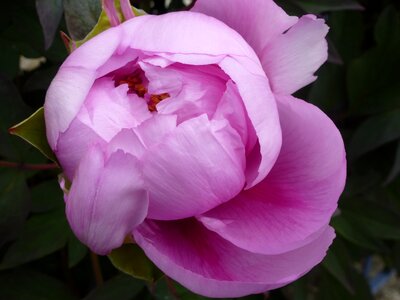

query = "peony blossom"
[[44, 0, 346, 297]]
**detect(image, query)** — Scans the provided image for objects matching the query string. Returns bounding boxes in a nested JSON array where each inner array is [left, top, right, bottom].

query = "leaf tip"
[[8, 126, 18, 135]]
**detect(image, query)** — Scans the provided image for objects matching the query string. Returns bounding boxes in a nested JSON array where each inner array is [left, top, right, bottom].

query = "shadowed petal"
[[135, 219, 335, 298]]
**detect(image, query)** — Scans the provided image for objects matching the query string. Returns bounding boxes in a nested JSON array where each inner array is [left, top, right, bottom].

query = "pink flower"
[[44, 0, 346, 297]]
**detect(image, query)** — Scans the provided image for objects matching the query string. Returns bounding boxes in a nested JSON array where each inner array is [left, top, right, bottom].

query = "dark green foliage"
[[0, 0, 400, 299]]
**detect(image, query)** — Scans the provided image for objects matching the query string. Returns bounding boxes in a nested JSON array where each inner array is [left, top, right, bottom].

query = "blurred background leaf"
[[36, 0, 63, 49], [63, 0, 102, 40]]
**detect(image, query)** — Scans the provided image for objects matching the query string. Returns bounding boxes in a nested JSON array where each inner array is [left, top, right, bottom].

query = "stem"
[[90, 252, 104, 286], [0, 160, 58, 171]]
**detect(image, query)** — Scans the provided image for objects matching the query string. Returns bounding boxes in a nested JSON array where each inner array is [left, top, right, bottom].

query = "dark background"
[[0, 0, 400, 299]]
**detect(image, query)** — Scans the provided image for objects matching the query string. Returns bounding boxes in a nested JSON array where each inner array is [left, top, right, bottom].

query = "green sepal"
[[65, 1, 146, 52], [9, 107, 57, 163], [108, 243, 162, 282]]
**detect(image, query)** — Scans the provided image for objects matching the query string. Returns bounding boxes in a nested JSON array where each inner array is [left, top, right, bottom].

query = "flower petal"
[[55, 76, 151, 179], [66, 145, 149, 255], [198, 95, 346, 254], [140, 62, 227, 123], [45, 67, 96, 149], [107, 115, 178, 158], [78, 77, 151, 142], [135, 219, 334, 298], [142, 115, 246, 220], [45, 11, 264, 149], [192, 0, 297, 56], [260, 15, 329, 95], [219, 57, 282, 188], [213, 80, 257, 153], [63, 26, 122, 70], [120, 12, 256, 58], [56, 118, 106, 180]]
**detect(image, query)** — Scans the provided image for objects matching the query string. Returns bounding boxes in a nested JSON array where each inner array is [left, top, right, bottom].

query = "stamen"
[[115, 72, 169, 112], [148, 93, 170, 112], [116, 74, 148, 97]]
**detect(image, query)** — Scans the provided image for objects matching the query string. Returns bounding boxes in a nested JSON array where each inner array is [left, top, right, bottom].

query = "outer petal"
[[260, 15, 329, 95], [56, 119, 106, 180], [120, 12, 256, 58], [45, 67, 96, 149], [45, 27, 123, 148], [192, 0, 298, 56], [135, 219, 335, 298], [55, 77, 151, 179], [220, 57, 281, 187], [199, 95, 346, 255], [142, 115, 246, 220], [66, 145, 149, 255]]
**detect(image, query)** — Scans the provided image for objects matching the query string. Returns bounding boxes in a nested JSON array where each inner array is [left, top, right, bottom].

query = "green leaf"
[[167, 0, 186, 10], [316, 268, 373, 300], [393, 241, 400, 274], [0, 75, 32, 160], [36, 0, 63, 49], [23, 66, 58, 92], [67, 234, 88, 268], [308, 63, 346, 113], [2, 2, 44, 57], [0, 270, 78, 300], [332, 214, 388, 252], [274, 0, 306, 15], [63, 0, 146, 51], [322, 239, 354, 293], [284, 277, 309, 300], [0, 169, 30, 246], [385, 141, 400, 184], [0, 209, 70, 269], [374, 6, 400, 47], [348, 8, 400, 115], [0, 39, 20, 79], [341, 200, 400, 240], [349, 110, 400, 160], [108, 243, 161, 282], [9, 107, 57, 162], [72, 2, 146, 49], [0, 74, 31, 125], [292, 0, 363, 14], [348, 50, 400, 115], [329, 11, 364, 64], [174, 282, 227, 300], [63, 0, 102, 40], [84, 274, 144, 300], [31, 179, 63, 213]]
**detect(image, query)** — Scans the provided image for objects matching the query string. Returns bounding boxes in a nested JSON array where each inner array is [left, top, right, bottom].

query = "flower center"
[[117, 73, 147, 97], [148, 93, 170, 112], [116, 72, 170, 112]]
